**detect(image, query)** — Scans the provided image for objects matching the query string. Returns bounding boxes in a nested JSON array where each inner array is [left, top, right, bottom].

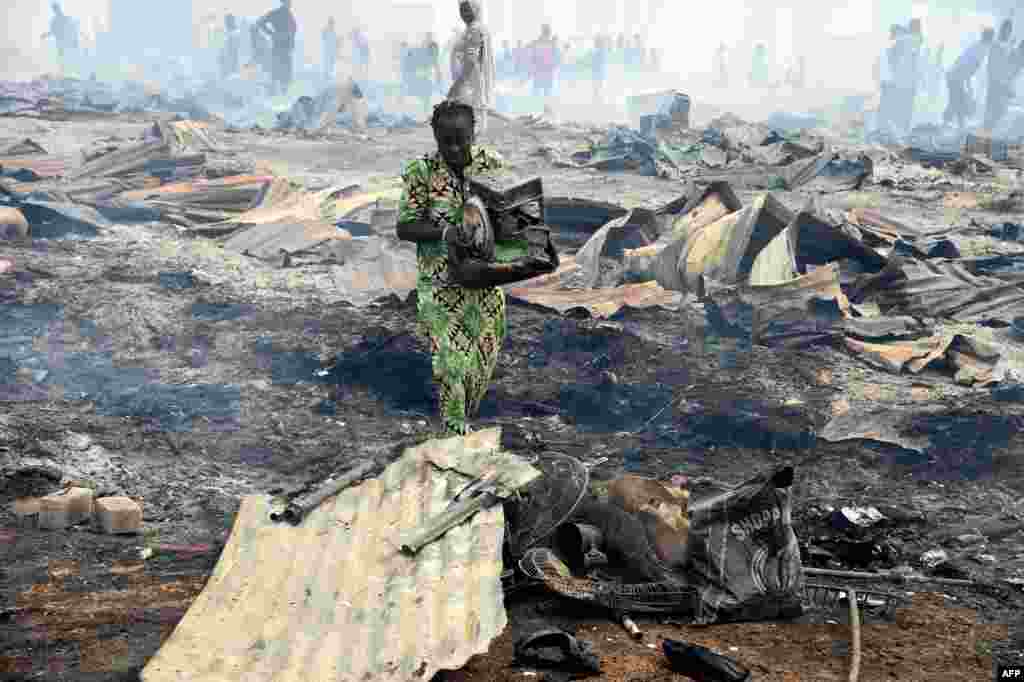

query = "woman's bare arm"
[[451, 253, 555, 288]]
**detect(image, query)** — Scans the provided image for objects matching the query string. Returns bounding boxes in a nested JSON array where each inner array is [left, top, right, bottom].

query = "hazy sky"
[[1, 0, 1004, 89]]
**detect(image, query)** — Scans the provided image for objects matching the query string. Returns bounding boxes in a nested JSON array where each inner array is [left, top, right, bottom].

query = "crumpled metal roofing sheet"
[[0, 155, 68, 178], [507, 279, 683, 317], [141, 428, 539, 682], [857, 258, 1024, 323]]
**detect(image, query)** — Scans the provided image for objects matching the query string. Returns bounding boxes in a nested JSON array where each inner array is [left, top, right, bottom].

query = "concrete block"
[[38, 487, 95, 530], [11, 498, 41, 528], [94, 496, 143, 535]]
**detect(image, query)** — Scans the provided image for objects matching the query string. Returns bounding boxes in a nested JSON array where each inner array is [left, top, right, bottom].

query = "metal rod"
[[271, 460, 376, 525], [848, 588, 861, 682], [804, 567, 973, 586], [399, 492, 498, 555]]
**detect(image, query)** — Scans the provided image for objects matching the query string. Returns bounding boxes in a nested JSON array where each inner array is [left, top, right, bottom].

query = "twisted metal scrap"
[[518, 547, 696, 614]]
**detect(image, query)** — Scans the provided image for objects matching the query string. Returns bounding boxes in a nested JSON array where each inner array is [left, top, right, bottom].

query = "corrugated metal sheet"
[[853, 258, 1024, 324], [574, 211, 657, 289], [660, 209, 742, 292], [329, 237, 418, 306], [675, 193, 793, 294], [843, 334, 953, 374], [663, 183, 742, 241], [846, 208, 930, 243], [944, 334, 1004, 385], [821, 409, 933, 453], [506, 280, 682, 317], [748, 225, 799, 286], [0, 155, 68, 178], [1, 176, 153, 202], [231, 181, 402, 227], [224, 220, 352, 260], [142, 428, 539, 682], [68, 139, 172, 181], [169, 120, 225, 153], [118, 175, 275, 204], [704, 263, 849, 347], [334, 186, 404, 221], [0, 138, 47, 155]]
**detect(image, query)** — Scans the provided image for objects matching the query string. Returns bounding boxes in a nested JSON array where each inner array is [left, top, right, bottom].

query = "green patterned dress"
[[398, 146, 507, 435]]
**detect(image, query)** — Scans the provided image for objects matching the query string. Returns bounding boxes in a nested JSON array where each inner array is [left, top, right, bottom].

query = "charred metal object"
[[269, 460, 377, 525], [505, 453, 589, 559]]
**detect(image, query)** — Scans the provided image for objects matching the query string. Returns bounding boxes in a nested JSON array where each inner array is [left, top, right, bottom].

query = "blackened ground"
[[1, 115, 1023, 680]]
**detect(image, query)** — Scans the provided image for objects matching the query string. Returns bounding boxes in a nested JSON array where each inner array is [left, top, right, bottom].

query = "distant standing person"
[[322, 18, 338, 83], [444, 27, 462, 84], [786, 56, 806, 89], [498, 40, 515, 79], [351, 27, 370, 83], [530, 24, 558, 100], [895, 18, 924, 134], [399, 41, 412, 96], [250, 23, 271, 75], [944, 27, 993, 129], [876, 24, 907, 135], [932, 44, 945, 95], [986, 19, 1015, 130], [651, 47, 662, 72], [629, 34, 644, 75], [256, 0, 298, 95], [417, 33, 443, 109], [714, 43, 728, 87], [449, 0, 497, 135], [220, 15, 241, 78], [592, 34, 609, 104], [749, 43, 769, 86], [41, 3, 78, 73]]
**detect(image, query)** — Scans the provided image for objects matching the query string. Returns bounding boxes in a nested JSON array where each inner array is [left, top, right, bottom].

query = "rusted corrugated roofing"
[[845, 208, 931, 243], [704, 263, 849, 347], [142, 428, 539, 682], [231, 181, 402, 226], [224, 220, 352, 259], [843, 334, 952, 374], [117, 175, 275, 203], [68, 138, 172, 180], [221, 184, 405, 260], [672, 193, 793, 294], [507, 280, 682, 317], [168, 120, 225, 153], [0, 155, 68, 178], [329, 237, 418, 305], [574, 210, 658, 288]]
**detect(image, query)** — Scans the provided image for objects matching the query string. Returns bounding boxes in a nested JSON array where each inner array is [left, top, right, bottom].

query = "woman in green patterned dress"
[[396, 99, 549, 436]]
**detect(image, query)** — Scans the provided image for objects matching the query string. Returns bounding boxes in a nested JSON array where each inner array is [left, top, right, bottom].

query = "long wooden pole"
[[848, 588, 861, 682]]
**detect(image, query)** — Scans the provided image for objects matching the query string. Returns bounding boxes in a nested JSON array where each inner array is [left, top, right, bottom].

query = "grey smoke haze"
[[2, 1, 1007, 122]]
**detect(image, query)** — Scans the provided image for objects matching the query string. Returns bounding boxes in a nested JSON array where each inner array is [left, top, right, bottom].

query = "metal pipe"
[[803, 567, 973, 586], [848, 588, 861, 682], [399, 491, 499, 555], [270, 460, 377, 525]]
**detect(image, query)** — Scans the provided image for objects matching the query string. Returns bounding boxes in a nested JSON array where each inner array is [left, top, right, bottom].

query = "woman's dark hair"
[[431, 99, 475, 132]]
